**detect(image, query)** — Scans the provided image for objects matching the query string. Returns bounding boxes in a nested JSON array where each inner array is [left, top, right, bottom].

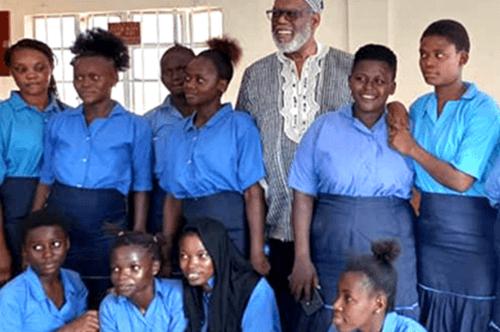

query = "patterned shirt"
[[236, 43, 353, 241]]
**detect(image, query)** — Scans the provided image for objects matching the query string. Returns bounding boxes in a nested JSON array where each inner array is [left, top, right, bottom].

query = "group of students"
[[0, 14, 499, 332]]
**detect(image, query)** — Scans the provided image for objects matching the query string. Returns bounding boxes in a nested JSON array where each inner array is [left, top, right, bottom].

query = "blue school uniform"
[[144, 96, 185, 233], [327, 312, 427, 332], [200, 277, 281, 332], [159, 103, 265, 254], [0, 266, 87, 332], [410, 82, 500, 332], [99, 278, 187, 332], [39, 101, 152, 307], [288, 104, 419, 331], [0, 91, 64, 273]]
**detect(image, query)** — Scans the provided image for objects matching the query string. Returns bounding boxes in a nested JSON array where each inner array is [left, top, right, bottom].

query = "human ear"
[[459, 51, 469, 67], [217, 79, 229, 95], [312, 13, 321, 30], [152, 260, 161, 276], [389, 81, 396, 95], [373, 293, 387, 314], [66, 238, 70, 251]]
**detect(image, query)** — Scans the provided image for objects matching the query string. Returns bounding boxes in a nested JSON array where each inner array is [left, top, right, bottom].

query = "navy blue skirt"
[[0, 177, 38, 274], [296, 194, 419, 332], [182, 191, 248, 257], [44, 182, 128, 308], [418, 193, 497, 332], [417, 193, 497, 332], [147, 179, 166, 234]]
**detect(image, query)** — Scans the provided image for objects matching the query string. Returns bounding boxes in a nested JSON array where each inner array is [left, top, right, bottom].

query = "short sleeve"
[[39, 115, 57, 185], [131, 117, 153, 192], [0, 285, 25, 331], [236, 116, 266, 191], [450, 98, 500, 179], [99, 295, 119, 332], [287, 117, 324, 196], [164, 280, 188, 332], [241, 278, 281, 332]]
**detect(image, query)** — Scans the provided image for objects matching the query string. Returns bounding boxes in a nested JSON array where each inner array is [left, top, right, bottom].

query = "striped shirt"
[[236, 44, 353, 241]]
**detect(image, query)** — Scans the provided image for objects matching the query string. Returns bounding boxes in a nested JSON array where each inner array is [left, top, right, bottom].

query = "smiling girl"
[[99, 231, 186, 332], [0, 40, 65, 282]]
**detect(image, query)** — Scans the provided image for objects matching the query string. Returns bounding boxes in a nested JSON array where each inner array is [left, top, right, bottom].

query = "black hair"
[[3, 38, 58, 97], [70, 28, 130, 71], [344, 239, 401, 312], [160, 43, 195, 64], [197, 36, 242, 84], [352, 44, 397, 80], [113, 231, 166, 263], [21, 211, 70, 246], [421, 19, 470, 53]]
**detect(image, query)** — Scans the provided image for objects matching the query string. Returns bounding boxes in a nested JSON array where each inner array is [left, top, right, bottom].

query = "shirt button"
[[44, 118, 49, 123], [77, 184, 82, 188], [187, 160, 192, 165], [86, 136, 90, 141], [82, 158, 87, 162]]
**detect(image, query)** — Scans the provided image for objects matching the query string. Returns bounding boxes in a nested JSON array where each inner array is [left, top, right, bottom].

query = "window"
[[30, 8, 223, 114]]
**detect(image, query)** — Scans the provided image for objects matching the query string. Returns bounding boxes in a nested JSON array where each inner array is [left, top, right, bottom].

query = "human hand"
[[289, 256, 318, 302], [63, 310, 99, 332], [388, 127, 417, 156], [250, 251, 271, 276], [0, 246, 12, 285], [387, 101, 409, 133]]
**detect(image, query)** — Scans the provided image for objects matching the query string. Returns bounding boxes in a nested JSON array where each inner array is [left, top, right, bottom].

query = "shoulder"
[[243, 53, 280, 75], [157, 278, 184, 297], [100, 291, 119, 310], [465, 84, 500, 117], [409, 91, 434, 113], [249, 277, 276, 301], [325, 46, 354, 64], [0, 271, 30, 303], [231, 109, 259, 127], [60, 268, 86, 293], [384, 312, 427, 332]]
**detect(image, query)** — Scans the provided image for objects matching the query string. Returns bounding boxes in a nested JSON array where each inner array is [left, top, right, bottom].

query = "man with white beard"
[[236, 1, 352, 331]]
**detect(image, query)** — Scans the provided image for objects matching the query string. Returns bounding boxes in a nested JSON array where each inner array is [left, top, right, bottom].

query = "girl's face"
[[73, 55, 118, 107], [10, 48, 53, 98], [349, 59, 396, 119], [179, 233, 215, 292], [110, 245, 160, 301], [23, 225, 69, 279], [419, 35, 467, 88], [183, 57, 227, 109], [332, 272, 385, 332]]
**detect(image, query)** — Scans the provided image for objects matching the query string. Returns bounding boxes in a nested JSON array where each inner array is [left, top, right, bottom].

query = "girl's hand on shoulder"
[[387, 101, 409, 133], [250, 251, 271, 276], [388, 127, 417, 156], [62, 310, 99, 332]]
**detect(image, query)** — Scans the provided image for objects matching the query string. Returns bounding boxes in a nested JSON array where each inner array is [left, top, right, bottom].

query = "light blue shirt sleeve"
[[99, 295, 119, 332], [39, 113, 58, 185], [241, 278, 282, 332], [0, 282, 25, 331], [131, 116, 153, 192]]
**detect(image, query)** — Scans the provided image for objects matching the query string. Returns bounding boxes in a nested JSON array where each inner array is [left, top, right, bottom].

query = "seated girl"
[[99, 231, 186, 332], [330, 239, 426, 332], [179, 217, 281, 332], [159, 37, 269, 276], [0, 211, 98, 332]]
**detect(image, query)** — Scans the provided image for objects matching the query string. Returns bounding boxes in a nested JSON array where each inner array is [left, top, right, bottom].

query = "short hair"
[[21, 211, 70, 246], [421, 19, 470, 53], [160, 43, 195, 64], [352, 44, 397, 80], [344, 239, 401, 312], [3, 39, 58, 96], [198, 36, 242, 84], [113, 231, 166, 263], [70, 28, 130, 71]]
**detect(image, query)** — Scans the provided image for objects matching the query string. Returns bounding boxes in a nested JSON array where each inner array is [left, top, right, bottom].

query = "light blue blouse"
[[159, 103, 266, 199], [39, 102, 153, 195], [327, 312, 427, 332], [288, 104, 413, 199], [201, 277, 281, 332], [99, 278, 187, 332], [410, 82, 500, 196], [0, 266, 87, 332], [0, 91, 64, 184], [144, 96, 184, 179]]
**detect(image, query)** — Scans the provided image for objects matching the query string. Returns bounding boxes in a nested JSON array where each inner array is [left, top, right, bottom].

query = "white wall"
[[2, 0, 500, 107]]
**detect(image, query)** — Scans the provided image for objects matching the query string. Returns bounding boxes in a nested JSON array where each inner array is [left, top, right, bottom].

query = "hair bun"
[[371, 239, 401, 265], [206, 36, 242, 67]]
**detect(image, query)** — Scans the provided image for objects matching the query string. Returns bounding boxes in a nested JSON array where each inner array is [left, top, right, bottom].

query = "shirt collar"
[[113, 277, 164, 304], [420, 81, 477, 118], [75, 101, 127, 117], [9, 91, 63, 114], [340, 103, 387, 133], [184, 103, 233, 133], [26, 266, 77, 302], [160, 95, 183, 119], [381, 312, 397, 332]]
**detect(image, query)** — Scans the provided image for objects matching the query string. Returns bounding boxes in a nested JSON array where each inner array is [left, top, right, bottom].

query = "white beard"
[[273, 21, 313, 53]]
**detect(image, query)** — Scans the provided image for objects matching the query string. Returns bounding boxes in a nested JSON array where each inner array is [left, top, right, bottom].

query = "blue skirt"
[[418, 193, 496, 332], [147, 179, 166, 234], [44, 182, 128, 308], [182, 191, 248, 256], [296, 194, 419, 332], [0, 177, 38, 274]]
